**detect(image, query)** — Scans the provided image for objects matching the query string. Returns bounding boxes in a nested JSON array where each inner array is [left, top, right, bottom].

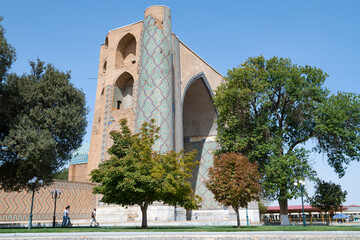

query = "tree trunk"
[[234, 207, 241, 228], [279, 199, 291, 225], [140, 201, 149, 229], [186, 209, 192, 221], [325, 212, 329, 225]]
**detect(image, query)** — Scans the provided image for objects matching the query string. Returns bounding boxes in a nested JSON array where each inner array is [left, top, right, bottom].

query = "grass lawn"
[[0, 225, 360, 233]]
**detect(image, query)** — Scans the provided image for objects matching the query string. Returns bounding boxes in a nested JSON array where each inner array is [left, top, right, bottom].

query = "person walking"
[[61, 206, 70, 227], [90, 208, 99, 227]]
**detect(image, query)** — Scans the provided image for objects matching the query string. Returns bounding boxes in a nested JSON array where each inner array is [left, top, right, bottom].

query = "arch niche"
[[182, 73, 219, 216], [182, 74, 217, 140], [113, 72, 134, 110], [115, 33, 136, 69], [104, 36, 109, 47]]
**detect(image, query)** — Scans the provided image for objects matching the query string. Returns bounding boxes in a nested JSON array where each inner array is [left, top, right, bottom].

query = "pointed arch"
[[104, 36, 109, 47], [182, 72, 215, 105], [182, 72, 220, 212], [182, 72, 217, 138], [113, 71, 134, 110], [103, 61, 107, 73], [115, 33, 137, 69]]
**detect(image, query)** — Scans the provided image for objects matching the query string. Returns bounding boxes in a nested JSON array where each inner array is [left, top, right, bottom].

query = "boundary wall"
[[0, 181, 96, 224]]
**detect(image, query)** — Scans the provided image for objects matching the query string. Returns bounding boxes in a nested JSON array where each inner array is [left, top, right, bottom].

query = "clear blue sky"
[[1, 0, 360, 206]]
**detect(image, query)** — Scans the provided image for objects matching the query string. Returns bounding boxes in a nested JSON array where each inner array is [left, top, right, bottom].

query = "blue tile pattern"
[[185, 140, 222, 210], [112, 86, 123, 110], [184, 141, 221, 209], [135, 7, 174, 152], [100, 85, 115, 162], [70, 143, 90, 164]]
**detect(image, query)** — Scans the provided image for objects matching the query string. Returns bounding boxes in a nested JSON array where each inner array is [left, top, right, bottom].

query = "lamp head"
[[38, 180, 43, 185]]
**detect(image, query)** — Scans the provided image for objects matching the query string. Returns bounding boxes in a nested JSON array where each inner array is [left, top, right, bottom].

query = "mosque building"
[[69, 5, 259, 223]]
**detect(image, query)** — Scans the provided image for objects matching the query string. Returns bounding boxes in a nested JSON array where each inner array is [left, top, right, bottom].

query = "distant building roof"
[[70, 143, 90, 164], [266, 205, 348, 213], [345, 205, 360, 208]]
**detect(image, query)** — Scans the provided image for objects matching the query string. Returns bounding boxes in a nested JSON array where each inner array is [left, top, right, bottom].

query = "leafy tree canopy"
[[91, 119, 201, 228], [258, 201, 268, 216], [205, 152, 261, 227], [214, 55, 360, 224], [55, 168, 69, 181], [0, 17, 16, 83], [309, 179, 347, 224], [0, 59, 88, 191]]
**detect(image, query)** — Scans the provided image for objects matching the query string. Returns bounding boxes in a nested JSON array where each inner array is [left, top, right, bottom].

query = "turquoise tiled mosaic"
[[135, 7, 174, 153], [185, 140, 222, 210], [70, 143, 90, 164], [112, 86, 123, 110], [100, 85, 115, 162]]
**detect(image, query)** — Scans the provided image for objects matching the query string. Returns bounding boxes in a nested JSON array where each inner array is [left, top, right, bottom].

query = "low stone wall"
[[1, 181, 260, 227], [1, 232, 360, 240], [96, 206, 259, 226], [0, 181, 96, 224]]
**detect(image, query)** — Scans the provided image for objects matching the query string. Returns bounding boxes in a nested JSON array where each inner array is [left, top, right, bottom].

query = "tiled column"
[[135, 6, 174, 152]]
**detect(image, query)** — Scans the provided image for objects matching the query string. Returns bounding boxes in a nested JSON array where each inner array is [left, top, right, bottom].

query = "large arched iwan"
[[182, 73, 221, 215]]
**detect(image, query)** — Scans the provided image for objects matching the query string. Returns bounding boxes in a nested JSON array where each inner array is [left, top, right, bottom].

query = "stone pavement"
[[0, 231, 360, 240]]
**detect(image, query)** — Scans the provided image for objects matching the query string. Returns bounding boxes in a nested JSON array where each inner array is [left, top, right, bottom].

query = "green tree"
[[205, 153, 261, 227], [214, 55, 360, 225], [309, 179, 347, 225], [0, 17, 16, 83], [91, 119, 201, 229], [0, 59, 88, 191], [55, 168, 69, 181], [107, 119, 134, 159], [258, 201, 268, 221]]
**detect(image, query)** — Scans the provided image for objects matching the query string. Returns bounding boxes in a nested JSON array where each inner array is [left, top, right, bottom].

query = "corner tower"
[[135, 6, 174, 152]]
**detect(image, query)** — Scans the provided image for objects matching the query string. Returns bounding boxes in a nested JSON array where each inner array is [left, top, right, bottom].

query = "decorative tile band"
[[112, 86, 123, 110], [100, 85, 115, 162], [70, 143, 90, 165]]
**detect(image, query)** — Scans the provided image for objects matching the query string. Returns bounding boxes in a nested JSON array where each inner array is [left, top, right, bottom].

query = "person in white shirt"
[[61, 206, 70, 227], [90, 208, 99, 227]]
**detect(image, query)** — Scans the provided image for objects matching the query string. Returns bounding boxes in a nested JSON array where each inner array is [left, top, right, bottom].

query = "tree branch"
[[288, 130, 314, 153], [250, 98, 258, 117], [268, 92, 281, 123]]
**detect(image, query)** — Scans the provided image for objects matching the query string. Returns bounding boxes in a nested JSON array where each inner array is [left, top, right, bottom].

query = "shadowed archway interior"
[[182, 76, 221, 218], [115, 33, 137, 69], [113, 72, 134, 110]]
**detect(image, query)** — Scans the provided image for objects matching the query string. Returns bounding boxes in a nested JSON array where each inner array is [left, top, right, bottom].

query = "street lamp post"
[[294, 180, 306, 227], [246, 206, 249, 226], [51, 189, 61, 228], [28, 177, 43, 230]]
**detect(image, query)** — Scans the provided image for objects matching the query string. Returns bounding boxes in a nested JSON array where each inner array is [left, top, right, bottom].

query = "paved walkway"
[[1, 231, 360, 240]]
